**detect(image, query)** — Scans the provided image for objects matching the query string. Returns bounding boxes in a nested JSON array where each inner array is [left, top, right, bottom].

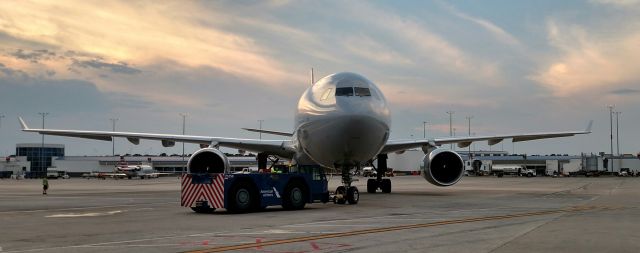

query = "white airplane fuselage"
[[294, 72, 391, 168]]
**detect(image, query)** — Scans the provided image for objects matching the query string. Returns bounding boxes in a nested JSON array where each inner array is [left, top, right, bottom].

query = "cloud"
[[0, 62, 29, 79], [70, 59, 141, 75], [0, 76, 111, 114], [9, 49, 56, 63], [591, 0, 640, 7], [0, 1, 298, 85], [343, 34, 412, 65], [531, 20, 640, 96], [440, 2, 522, 47], [610, 88, 640, 95], [341, 2, 504, 84]]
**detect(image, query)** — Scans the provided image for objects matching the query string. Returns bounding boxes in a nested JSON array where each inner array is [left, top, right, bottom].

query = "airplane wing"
[[241, 128, 293, 137], [18, 117, 295, 157], [380, 121, 592, 154]]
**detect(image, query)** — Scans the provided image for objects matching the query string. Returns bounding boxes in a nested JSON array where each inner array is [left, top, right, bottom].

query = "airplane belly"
[[299, 115, 388, 167]]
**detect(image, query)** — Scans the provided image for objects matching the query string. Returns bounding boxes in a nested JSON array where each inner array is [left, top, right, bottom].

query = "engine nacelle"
[[421, 149, 464, 187], [187, 148, 230, 174]]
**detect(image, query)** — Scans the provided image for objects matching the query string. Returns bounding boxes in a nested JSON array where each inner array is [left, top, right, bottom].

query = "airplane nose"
[[301, 113, 389, 167]]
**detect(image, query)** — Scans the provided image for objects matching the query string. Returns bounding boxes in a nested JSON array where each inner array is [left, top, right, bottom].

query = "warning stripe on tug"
[[181, 174, 225, 208]]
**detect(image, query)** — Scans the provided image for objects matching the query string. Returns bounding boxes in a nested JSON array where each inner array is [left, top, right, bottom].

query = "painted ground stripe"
[[184, 206, 601, 253]]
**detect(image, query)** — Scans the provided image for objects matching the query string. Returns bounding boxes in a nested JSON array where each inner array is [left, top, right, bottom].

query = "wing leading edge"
[[381, 121, 592, 154], [18, 117, 295, 157]]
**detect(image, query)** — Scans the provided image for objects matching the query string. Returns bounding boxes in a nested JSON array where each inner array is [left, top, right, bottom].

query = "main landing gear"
[[333, 165, 359, 205], [366, 154, 392, 194]]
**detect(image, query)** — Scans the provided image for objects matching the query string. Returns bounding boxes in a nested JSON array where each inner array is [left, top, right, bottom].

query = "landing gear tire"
[[283, 181, 307, 210], [380, 179, 392, 193], [228, 181, 256, 213], [346, 186, 359, 204], [334, 186, 346, 204], [367, 179, 378, 193]]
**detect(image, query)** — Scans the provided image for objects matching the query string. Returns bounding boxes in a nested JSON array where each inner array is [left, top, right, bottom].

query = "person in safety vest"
[[42, 177, 49, 195]]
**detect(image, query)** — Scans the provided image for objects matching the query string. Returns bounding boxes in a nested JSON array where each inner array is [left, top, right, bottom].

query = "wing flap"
[[242, 128, 293, 137]]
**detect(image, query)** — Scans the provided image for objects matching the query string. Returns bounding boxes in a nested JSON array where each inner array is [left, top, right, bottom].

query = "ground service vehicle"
[[492, 165, 536, 177], [181, 160, 331, 213]]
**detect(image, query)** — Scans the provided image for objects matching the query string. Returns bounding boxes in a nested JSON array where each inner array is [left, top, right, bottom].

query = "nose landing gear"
[[333, 166, 360, 205]]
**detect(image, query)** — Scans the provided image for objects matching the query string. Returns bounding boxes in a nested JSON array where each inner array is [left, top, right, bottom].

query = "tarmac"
[[0, 175, 639, 253]]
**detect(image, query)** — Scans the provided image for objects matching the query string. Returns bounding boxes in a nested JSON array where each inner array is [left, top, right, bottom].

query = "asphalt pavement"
[[0, 175, 638, 253]]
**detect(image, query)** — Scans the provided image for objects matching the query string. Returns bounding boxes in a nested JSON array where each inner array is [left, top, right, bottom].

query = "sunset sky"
[[1, 0, 639, 156]]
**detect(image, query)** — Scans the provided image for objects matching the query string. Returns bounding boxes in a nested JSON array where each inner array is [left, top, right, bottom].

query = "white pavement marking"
[[0, 229, 266, 253], [45, 210, 123, 218], [0, 202, 174, 214]]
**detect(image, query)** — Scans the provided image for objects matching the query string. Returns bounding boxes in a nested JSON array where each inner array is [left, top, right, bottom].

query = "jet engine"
[[187, 148, 230, 174], [421, 149, 464, 187]]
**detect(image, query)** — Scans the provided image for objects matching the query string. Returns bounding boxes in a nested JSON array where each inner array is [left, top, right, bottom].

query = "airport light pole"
[[109, 118, 118, 156], [38, 112, 49, 176], [180, 113, 187, 172], [258, 120, 264, 140], [453, 128, 457, 151], [466, 116, 473, 158], [607, 105, 614, 172], [614, 111, 621, 155], [446, 111, 454, 149], [422, 121, 428, 139], [0, 114, 3, 157]]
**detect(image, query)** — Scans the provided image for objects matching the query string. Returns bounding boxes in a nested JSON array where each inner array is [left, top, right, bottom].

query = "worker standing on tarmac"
[[42, 177, 49, 195]]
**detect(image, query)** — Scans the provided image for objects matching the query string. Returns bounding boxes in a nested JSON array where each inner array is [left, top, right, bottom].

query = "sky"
[[1, 0, 639, 157]]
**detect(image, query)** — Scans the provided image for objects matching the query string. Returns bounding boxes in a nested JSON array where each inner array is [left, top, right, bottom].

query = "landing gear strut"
[[333, 165, 359, 205], [367, 154, 392, 193]]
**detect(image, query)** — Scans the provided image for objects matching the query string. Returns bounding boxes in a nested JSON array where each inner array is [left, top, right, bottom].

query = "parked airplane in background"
[[19, 72, 592, 205], [114, 157, 166, 179]]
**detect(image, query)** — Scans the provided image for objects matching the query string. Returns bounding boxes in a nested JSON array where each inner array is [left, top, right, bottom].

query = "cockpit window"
[[335, 87, 354, 96], [320, 88, 332, 100], [354, 87, 371, 97]]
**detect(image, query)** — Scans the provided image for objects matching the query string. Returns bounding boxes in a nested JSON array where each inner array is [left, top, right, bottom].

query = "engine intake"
[[187, 148, 230, 174], [421, 149, 464, 187]]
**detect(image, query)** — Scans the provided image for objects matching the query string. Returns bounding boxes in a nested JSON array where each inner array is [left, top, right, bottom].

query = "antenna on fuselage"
[[311, 68, 314, 85]]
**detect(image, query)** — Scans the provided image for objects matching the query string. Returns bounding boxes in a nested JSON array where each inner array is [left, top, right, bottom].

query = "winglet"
[[18, 117, 29, 130], [585, 120, 593, 133]]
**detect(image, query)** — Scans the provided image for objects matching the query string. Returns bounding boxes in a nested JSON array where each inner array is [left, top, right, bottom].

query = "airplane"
[[114, 156, 167, 179], [18, 72, 591, 206]]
